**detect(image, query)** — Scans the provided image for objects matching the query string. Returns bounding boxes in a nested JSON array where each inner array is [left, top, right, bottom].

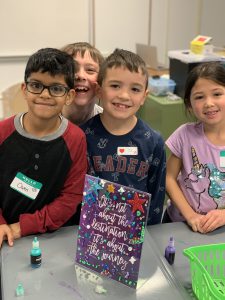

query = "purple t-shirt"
[[166, 122, 225, 221]]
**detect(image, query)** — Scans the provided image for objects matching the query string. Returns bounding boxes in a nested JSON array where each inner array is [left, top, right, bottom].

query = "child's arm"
[[9, 222, 21, 239], [166, 153, 204, 232], [18, 135, 87, 237], [200, 210, 225, 233]]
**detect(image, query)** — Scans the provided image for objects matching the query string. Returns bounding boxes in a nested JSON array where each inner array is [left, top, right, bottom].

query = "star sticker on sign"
[[127, 192, 146, 214], [129, 256, 136, 265], [107, 184, 115, 193]]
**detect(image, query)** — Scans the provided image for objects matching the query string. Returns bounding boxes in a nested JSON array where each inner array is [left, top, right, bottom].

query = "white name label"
[[10, 172, 42, 200], [220, 151, 225, 168], [117, 147, 138, 156]]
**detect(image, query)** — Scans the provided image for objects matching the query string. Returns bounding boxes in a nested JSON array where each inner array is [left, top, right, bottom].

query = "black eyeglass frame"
[[25, 81, 70, 97]]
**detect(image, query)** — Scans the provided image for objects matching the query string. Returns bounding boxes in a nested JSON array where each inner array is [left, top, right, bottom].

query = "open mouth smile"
[[204, 110, 219, 116], [113, 103, 131, 109], [75, 86, 89, 93]]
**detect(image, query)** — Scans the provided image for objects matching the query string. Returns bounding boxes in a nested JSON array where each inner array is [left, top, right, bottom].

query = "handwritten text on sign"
[[76, 175, 150, 288]]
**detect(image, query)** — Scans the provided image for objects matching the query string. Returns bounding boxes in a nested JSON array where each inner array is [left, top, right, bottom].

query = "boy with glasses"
[[0, 48, 87, 247]]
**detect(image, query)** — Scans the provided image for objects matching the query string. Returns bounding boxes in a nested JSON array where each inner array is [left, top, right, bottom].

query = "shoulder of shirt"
[[175, 122, 202, 133], [0, 115, 15, 124], [166, 122, 202, 145], [0, 115, 15, 130], [137, 118, 163, 139], [0, 115, 16, 142], [80, 114, 100, 131], [66, 118, 86, 138]]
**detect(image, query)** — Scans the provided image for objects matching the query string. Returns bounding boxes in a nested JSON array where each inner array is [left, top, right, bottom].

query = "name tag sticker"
[[117, 147, 138, 156], [220, 150, 225, 168], [10, 172, 43, 200]]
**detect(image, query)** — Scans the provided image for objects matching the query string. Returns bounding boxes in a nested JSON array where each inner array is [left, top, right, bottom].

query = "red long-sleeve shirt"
[[0, 114, 87, 236]]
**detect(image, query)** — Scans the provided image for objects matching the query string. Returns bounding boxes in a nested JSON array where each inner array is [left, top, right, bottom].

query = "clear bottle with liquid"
[[30, 237, 42, 268], [165, 236, 175, 265]]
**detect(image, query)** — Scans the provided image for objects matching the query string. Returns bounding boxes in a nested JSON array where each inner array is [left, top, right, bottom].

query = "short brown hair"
[[61, 42, 104, 66], [97, 48, 149, 90]]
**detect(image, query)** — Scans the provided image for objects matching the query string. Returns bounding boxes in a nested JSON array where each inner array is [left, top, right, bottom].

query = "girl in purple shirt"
[[164, 62, 225, 233]]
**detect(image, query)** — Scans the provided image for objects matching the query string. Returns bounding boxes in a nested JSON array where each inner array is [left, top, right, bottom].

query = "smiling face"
[[22, 72, 74, 121], [98, 66, 148, 125], [190, 78, 225, 129], [73, 51, 100, 107]]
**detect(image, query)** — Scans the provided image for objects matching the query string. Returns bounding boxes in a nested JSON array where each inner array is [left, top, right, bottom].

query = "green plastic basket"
[[183, 243, 225, 300]]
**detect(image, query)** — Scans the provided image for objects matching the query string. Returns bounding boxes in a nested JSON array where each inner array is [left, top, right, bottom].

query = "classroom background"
[[0, 2, 225, 298], [0, 0, 224, 118]]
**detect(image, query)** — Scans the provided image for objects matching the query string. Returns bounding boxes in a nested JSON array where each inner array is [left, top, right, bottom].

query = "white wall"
[[150, 0, 201, 66], [0, 0, 90, 56], [0, 0, 91, 93], [94, 0, 150, 55], [150, 0, 170, 65], [0, 0, 150, 93], [0, 58, 27, 94], [200, 0, 225, 47], [166, 0, 201, 50], [0, 0, 225, 93]]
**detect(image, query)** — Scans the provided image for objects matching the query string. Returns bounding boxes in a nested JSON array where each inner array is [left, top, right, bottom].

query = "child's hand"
[[0, 224, 14, 247], [187, 212, 205, 233], [200, 210, 225, 233], [9, 222, 21, 240]]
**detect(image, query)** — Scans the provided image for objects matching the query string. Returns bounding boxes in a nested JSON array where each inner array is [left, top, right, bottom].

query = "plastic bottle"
[[16, 283, 24, 296], [164, 236, 175, 265], [30, 237, 42, 268]]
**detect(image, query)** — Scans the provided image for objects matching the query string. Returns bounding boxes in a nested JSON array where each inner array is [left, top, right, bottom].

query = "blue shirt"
[[81, 114, 166, 225]]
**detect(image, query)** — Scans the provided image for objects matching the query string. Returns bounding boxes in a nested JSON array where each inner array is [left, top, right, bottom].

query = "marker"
[[165, 236, 175, 265], [30, 237, 42, 268]]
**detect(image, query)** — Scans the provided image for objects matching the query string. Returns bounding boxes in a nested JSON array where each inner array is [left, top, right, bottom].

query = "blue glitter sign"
[[75, 175, 151, 289]]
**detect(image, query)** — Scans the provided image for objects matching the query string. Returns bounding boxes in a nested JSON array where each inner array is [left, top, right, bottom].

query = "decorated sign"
[[75, 175, 151, 289]]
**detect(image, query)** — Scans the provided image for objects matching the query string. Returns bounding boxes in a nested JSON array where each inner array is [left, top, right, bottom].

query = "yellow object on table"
[[190, 35, 212, 55]]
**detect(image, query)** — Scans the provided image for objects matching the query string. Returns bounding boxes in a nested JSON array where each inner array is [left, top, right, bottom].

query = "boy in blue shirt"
[[81, 48, 166, 225]]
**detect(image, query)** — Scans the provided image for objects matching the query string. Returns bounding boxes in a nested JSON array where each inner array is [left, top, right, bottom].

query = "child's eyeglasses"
[[26, 81, 69, 97]]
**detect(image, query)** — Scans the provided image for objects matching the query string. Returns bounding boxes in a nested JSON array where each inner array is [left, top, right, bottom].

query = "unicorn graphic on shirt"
[[184, 146, 225, 211]]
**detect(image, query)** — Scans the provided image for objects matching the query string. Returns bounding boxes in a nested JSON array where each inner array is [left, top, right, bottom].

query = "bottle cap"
[[169, 236, 174, 247], [32, 237, 39, 248]]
